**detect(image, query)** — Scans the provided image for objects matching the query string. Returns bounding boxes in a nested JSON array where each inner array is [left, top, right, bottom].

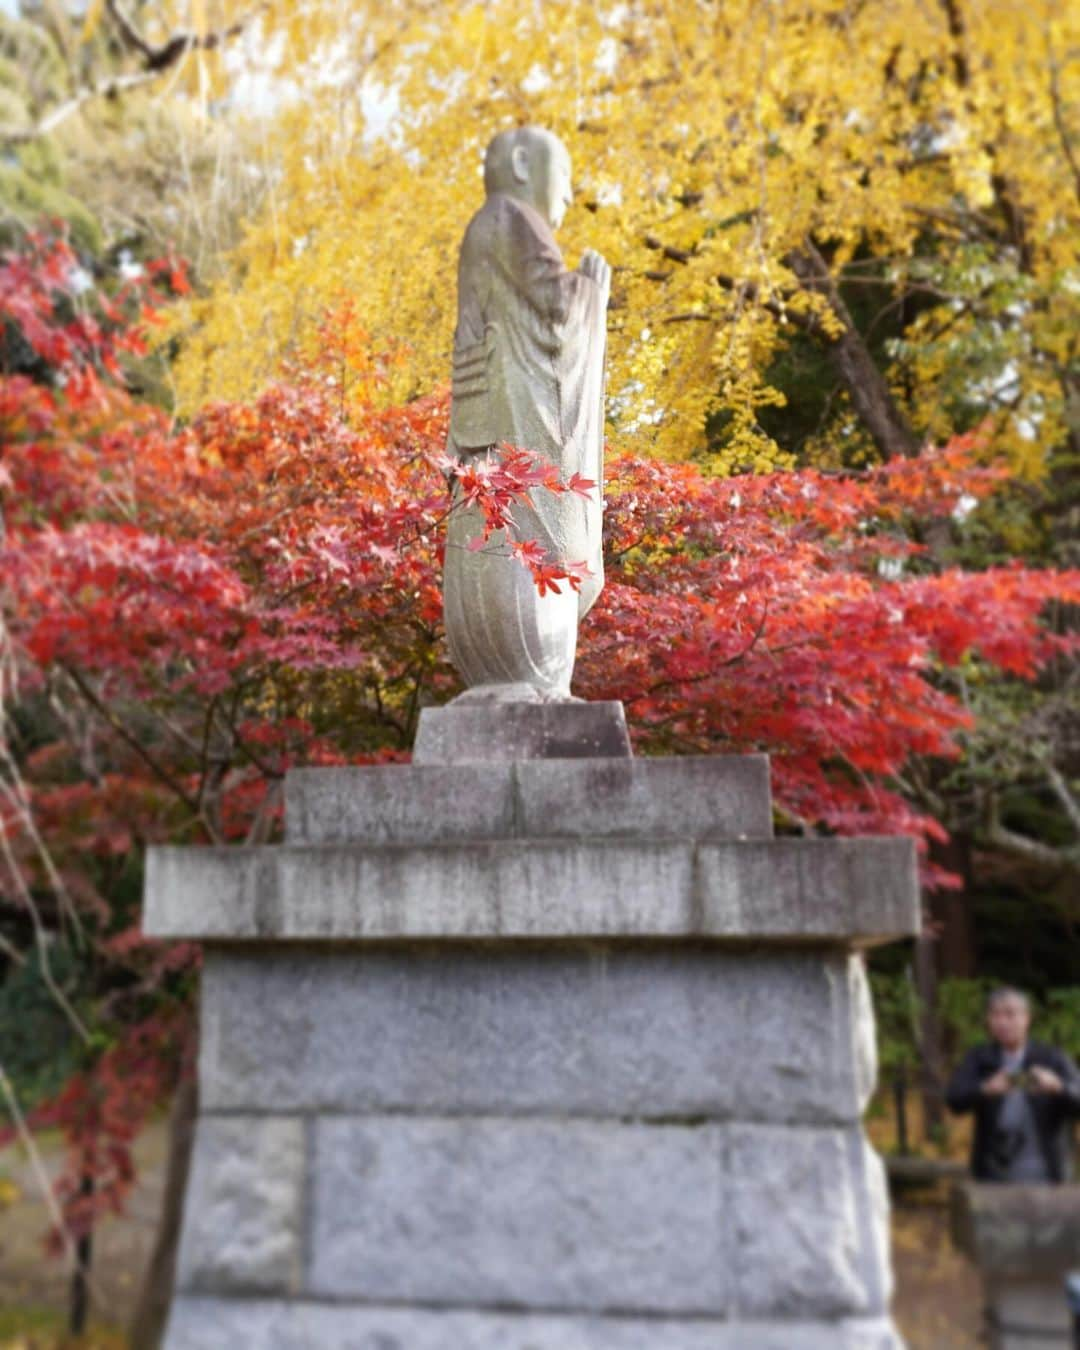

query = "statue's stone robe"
[[444, 192, 606, 698]]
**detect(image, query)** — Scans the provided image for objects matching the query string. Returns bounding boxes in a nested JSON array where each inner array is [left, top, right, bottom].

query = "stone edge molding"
[[166, 1299, 904, 1350], [144, 833, 918, 945]]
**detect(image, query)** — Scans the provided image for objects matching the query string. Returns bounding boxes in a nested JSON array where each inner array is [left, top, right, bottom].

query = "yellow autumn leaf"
[[80, 0, 107, 44]]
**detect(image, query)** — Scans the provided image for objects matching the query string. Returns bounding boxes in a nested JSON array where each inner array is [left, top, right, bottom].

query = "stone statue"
[[443, 126, 610, 702]]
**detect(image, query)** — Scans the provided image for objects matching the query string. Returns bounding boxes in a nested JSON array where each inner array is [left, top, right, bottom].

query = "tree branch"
[[1046, 764, 1080, 837], [980, 793, 1080, 876], [787, 241, 922, 460], [105, 0, 257, 72], [1048, 47, 1080, 205], [60, 665, 209, 830], [0, 70, 161, 145], [0, 3, 259, 147]]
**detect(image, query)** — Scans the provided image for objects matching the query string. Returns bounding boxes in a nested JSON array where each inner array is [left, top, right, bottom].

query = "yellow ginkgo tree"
[[153, 0, 1079, 480]]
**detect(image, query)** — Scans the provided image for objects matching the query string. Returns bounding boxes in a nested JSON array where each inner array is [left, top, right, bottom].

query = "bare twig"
[[1046, 763, 1080, 837], [0, 70, 161, 145], [60, 666, 209, 828], [0, 1063, 104, 1305], [0, 2, 261, 146], [105, 0, 258, 71]]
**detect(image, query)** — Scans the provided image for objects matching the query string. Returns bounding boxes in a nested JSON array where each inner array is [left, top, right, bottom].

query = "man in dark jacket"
[[946, 987, 1080, 1183]]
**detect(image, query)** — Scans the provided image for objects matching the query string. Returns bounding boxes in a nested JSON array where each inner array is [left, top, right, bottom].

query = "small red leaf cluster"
[[578, 450, 1078, 863], [445, 444, 595, 593]]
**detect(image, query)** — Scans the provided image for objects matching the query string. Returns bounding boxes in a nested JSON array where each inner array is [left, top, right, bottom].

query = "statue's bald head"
[[483, 126, 573, 229]]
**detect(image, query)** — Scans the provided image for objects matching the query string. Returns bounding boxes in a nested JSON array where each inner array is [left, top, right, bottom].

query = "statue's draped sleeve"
[[443, 192, 607, 696], [449, 194, 606, 613]]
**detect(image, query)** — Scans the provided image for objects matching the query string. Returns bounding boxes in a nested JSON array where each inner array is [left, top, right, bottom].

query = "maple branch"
[[370, 679, 407, 739], [0, 929, 26, 967], [214, 694, 286, 783], [627, 604, 770, 703], [60, 665, 208, 830], [243, 780, 281, 846], [0, 811, 91, 1043], [980, 792, 1080, 877], [195, 695, 219, 811]]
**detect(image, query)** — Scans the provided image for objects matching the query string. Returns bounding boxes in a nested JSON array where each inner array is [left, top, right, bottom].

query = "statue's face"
[[534, 140, 573, 229]]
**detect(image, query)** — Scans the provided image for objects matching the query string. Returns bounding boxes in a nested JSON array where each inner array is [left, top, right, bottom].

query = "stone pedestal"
[[953, 1183, 1080, 1348], [144, 722, 919, 1348]]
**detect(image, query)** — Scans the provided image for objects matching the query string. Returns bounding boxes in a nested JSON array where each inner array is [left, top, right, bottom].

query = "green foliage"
[[0, 943, 84, 1109], [0, 16, 104, 256], [0, 162, 103, 255], [871, 972, 1080, 1078], [0, 1304, 125, 1347], [0, 17, 67, 111], [870, 971, 921, 1075], [1042, 988, 1080, 1057], [937, 977, 996, 1058]]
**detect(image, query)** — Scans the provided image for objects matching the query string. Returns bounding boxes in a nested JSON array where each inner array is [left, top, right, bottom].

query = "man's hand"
[[579, 249, 611, 300], [1029, 1065, 1063, 1094], [980, 1070, 1011, 1096]]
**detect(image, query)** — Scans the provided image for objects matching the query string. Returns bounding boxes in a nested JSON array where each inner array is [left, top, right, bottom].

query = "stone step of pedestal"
[[284, 754, 772, 846], [175, 1114, 892, 1323], [144, 834, 918, 946], [166, 1300, 904, 1350], [197, 947, 876, 1122], [412, 698, 632, 764]]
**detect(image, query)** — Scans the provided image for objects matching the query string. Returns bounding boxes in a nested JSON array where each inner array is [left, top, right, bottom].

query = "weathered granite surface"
[[145, 834, 916, 944], [175, 1117, 304, 1296], [199, 947, 876, 1121], [149, 743, 916, 1348], [413, 698, 632, 763], [285, 753, 771, 844], [952, 1182, 1080, 1274], [166, 1300, 904, 1350], [952, 1183, 1080, 1348]]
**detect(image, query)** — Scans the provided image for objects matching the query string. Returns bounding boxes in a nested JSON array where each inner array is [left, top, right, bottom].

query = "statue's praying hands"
[[579, 249, 611, 302]]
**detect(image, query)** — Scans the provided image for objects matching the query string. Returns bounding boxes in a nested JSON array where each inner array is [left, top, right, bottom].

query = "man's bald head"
[[483, 126, 573, 229]]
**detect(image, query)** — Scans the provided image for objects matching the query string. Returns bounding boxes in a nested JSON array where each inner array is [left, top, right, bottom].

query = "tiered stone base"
[[144, 721, 918, 1349]]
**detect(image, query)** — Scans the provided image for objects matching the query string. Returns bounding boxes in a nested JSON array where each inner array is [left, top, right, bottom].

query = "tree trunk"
[[928, 831, 977, 978], [68, 1167, 94, 1336], [787, 243, 923, 462], [129, 1074, 198, 1350], [913, 933, 948, 1142]]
